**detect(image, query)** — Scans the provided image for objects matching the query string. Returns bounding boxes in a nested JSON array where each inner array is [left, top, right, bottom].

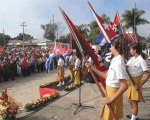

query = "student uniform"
[[100, 55, 127, 120], [73, 58, 81, 85], [69, 55, 75, 81], [126, 55, 148, 101], [82, 57, 88, 77], [57, 58, 65, 81]]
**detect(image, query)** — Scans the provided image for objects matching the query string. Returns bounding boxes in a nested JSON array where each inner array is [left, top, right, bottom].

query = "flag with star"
[[87, 1, 118, 43], [113, 11, 125, 37]]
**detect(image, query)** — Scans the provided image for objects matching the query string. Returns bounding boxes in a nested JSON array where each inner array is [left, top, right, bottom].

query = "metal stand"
[[72, 65, 94, 115]]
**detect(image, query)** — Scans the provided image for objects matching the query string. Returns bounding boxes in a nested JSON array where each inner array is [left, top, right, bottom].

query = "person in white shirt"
[[86, 37, 128, 120], [57, 55, 65, 86], [69, 52, 75, 82], [73, 53, 81, 85], [126, 43, 150, 120]]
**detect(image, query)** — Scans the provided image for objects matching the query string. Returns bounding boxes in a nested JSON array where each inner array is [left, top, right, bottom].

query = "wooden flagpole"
[[126, 68, 145, 102]]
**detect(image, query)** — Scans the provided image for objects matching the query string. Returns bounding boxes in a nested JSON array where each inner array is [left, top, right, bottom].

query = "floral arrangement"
[[25, 92, 59, 112], [0, 87, 21, 120], [64, 83, 81, 91], [40, 75, 71, 88]]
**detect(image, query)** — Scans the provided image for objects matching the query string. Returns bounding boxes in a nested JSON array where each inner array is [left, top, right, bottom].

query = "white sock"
[[131, 114, 137, 120]]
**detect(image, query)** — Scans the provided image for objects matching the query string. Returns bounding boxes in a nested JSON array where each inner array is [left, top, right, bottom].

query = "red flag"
[[0, 47, 4, 53], [63, 45, 73, 54], [87, 1, 118, 43], [125, 33, 137, 43], [124, 27, 137, 43], [60, 8, 106, 88], [113, 11, 125, 36], [52, 42, 64, 54]]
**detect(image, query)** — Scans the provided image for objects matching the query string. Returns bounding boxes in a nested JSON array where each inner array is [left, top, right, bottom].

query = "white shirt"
[[58, 58, 64, 67], [127, 55, 148, 77], [69, 55, 75, 65], [75, 58, 81, 69], [106, 55, 127, 88]]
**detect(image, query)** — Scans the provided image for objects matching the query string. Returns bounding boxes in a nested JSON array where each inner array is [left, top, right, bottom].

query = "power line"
[[3, 29, 6, 47], [20, 22, 27, 49]]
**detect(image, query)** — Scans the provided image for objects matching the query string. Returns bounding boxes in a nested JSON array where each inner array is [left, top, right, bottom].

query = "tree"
[[58, 36, 69, 43], [101, 13, 111, 23], [122, 8, 149, 36], [41, 22, 65, 41], [76, 24, 89, 38], [87, 21, 99, 43], [0, 33, 11, 46], [13, 33, 33, 40]]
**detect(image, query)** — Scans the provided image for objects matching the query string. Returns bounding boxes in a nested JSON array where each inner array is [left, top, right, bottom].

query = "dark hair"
[[75, 53, 81, 58], [111, 36, 123, 55], [141, 52, 146, 60], [130, 42, 142, 54]]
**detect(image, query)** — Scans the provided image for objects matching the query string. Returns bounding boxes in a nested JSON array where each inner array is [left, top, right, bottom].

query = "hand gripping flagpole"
[[126, 67, 145, 103], [60, 7, 119, 120], [117, 10, 145, 103]]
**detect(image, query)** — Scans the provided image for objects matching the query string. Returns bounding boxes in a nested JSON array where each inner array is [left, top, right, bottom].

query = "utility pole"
[[52, 14, 56, 44], [134, 3, 137, 39], [3, 29, 6, 47], [20, 22, 27, 49]]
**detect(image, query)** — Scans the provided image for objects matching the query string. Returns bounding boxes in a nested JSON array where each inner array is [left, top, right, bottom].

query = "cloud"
[[0, 0, 149, 39]]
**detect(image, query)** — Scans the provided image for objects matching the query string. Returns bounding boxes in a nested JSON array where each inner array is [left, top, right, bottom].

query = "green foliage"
[[41, 22, 64, 41], [0, 33, 11, 46], [87, 21, 99, 43], [41, 23, 56, 41], [122, 8, 149, 36], [101, 13, 111, 23], [76, 24, 89, 38], [12, 33, 33, 41], [58, 36, 69, 43]]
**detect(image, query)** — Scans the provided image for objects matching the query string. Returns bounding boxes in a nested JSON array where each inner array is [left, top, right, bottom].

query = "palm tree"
[[122, 8, 149, 36]]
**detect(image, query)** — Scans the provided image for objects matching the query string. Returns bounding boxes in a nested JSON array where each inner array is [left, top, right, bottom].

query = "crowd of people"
[[0, 47, 67, 82]]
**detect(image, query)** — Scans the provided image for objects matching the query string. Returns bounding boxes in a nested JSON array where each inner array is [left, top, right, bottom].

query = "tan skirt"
[[100, 86, 123, 120], [73, 70, 80, 85], [58, 66, 65, 77], [56, 67, 65, 82], [69, 65, 75, 81], [126, 76, 142, 101]]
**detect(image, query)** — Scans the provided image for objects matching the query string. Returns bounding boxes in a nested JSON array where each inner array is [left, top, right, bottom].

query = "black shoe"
[[126, 115, 131, 119], [126, 115, 139, 120]]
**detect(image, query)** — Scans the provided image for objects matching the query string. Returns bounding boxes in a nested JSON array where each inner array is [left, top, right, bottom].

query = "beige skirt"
[[100, 86, 123, 120], [73, 70, 80, 85], [126, 76, 142, 101], [58, 66, 65, 77], [69, 65, 75, 81]]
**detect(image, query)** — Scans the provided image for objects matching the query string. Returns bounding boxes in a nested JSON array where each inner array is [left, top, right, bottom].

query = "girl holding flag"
[[86, 37, 128, 120], [126, 43, 150, 120]]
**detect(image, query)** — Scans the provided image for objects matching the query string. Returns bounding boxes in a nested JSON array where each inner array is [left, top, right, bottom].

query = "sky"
[[0, 0, 150, 39]]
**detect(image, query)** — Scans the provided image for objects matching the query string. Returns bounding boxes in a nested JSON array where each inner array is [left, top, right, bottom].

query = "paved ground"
[[0, 63, 150, 120]]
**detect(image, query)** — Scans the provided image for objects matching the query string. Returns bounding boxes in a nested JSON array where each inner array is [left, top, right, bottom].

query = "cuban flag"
[[95, 34, 106, 46]]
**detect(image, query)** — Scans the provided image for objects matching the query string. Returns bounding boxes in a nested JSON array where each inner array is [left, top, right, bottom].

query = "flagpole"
[[70, 33, 72, 49], [117, 11, 125, 38], [60, 7, 119, 120]]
